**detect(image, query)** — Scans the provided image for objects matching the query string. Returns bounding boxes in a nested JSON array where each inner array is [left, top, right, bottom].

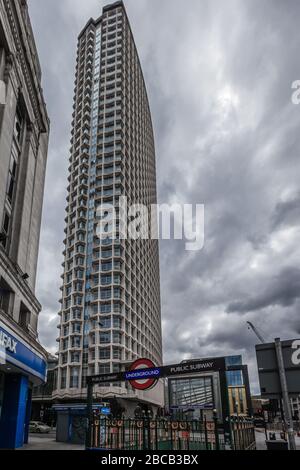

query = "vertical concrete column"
[[0, 374, 29, 449], [12, 294, 21, 324], [10, 124, 32, 273], [66, 366, 71, 391], [23, 387, 32, 445], [0, 48, 6, 127], [0, 60, 17, 223]]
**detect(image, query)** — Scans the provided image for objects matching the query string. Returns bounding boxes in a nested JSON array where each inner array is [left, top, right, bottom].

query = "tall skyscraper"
[[53, 1, 163, 414], [0, 0, 49, 448]]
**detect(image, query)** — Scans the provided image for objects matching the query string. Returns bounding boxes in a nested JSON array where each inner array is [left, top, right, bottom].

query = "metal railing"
[[231, 417, 256, 450], [89, 416, 256, 451]]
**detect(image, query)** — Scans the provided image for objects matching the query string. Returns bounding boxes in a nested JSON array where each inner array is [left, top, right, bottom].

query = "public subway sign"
[[88, 357, 226, 387], [166, 361, 218, 375]]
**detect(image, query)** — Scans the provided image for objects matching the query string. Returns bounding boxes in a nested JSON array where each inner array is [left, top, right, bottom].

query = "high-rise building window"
[[61, 353, 68, 365], [99, 348, 110, 360], [113, 332, 122, 345], [100, 332, 111, 344], [71, 352, 80, 363], [71, 336, 81, 348], [100, 317, 111, 329], [100, 304, 111, 314], [113, 317, 122, 329], [99, 364, 110, 375], [113, 347, 121, 360], [70, 368, 79, 388], [60, 369, 67, 389], [81, 367, 88, 389]]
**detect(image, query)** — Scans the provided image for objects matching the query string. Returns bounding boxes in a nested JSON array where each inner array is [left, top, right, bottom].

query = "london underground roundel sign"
[[128, 358, 159, 391]]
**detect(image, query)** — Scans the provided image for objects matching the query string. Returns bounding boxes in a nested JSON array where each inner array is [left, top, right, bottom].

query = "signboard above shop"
[[0, 320, 47, 383]]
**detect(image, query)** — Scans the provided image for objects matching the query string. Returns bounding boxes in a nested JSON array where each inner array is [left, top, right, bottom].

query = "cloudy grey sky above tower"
[[29, 0, 300, 390]]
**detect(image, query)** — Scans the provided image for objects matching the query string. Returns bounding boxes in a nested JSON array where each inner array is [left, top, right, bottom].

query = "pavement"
[[255, 429, 269, 450], [255, 428, 300, 450], [18, 429, 300, 451], [19, 432, 84, 451]]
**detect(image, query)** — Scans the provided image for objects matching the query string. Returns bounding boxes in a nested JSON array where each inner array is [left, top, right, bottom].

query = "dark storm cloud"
[[227, 267, 300, 314], [28, 0, 300, 390], [272, 193, 300, 230]]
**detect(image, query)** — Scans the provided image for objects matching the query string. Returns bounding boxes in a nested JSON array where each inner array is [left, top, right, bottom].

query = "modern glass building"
[[225, 356, 251, 416], [226, 355, 244, 387], [0, 0, 49, 449], [53, 1, 163, 414], [168, 356, 252, 420]]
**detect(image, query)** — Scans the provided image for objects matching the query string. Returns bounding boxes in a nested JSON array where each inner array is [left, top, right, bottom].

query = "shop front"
[[0, 319, 47, 449]]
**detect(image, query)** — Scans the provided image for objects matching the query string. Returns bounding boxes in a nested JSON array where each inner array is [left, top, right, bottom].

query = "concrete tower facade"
[[54, 1, 163, 414]]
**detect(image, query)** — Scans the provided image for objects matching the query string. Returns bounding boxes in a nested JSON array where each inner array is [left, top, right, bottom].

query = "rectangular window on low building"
[[6, 154, 17, 204], [0, 278, 13, 316], [14, 107, 24, 144], [0, 212, 10, 249], [19, 302, 31, 330]]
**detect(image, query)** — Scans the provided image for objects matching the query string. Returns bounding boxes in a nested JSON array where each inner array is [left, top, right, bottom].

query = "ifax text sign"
[[0, 330, 18, 365], [0, 330, 17, 354]]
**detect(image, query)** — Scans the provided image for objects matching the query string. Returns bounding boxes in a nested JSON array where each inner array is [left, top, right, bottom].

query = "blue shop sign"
[[0, 321, 47, 382]]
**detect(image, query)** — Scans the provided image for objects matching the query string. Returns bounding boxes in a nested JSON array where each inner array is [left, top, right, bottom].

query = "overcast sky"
[[29, 0, 300, 393]]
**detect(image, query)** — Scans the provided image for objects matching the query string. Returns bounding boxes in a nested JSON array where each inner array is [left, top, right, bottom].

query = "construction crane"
[[247, 321, 266, 344]]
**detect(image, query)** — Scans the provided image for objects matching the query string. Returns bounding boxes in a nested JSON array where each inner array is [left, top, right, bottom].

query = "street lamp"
[[235, 401, 239, 418]]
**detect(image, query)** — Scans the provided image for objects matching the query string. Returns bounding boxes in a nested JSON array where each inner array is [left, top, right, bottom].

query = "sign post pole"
[[275, 338, 296, 450], [219, 369, 233, 450], [86, 381, 93, 449]]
